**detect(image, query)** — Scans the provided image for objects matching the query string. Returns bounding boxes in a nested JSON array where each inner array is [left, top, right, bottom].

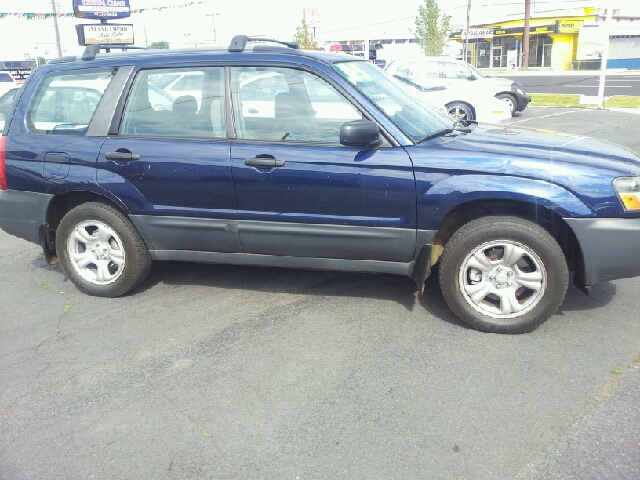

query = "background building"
[[450, 7, 640, 71]]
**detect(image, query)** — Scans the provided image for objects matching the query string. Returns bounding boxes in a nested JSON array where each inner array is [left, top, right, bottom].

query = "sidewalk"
[[488, 68, 640, 77]]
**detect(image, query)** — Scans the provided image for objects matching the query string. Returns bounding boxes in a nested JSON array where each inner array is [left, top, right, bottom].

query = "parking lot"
[[1, 107, 640, 479]]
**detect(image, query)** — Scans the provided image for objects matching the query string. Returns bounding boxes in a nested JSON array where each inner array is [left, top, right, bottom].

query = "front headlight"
[[613, 176, 640, 211]]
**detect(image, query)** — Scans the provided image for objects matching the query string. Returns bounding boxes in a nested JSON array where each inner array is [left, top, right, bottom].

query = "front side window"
[[230, 66, 361, 143], [27, 69, 113, 135], [121, 67, 225, 138]]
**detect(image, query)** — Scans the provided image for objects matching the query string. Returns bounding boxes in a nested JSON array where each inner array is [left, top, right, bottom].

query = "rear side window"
[[27, 69, 113, 135], [121, 67, 225, 138]]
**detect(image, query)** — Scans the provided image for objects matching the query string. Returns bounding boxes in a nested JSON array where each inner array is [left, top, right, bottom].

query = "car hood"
[[482, 75, 515, 88], [404, 124, 640, 216], [434, 124, 640, 176]]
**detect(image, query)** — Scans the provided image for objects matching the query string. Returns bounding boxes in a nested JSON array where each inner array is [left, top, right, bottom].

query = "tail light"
[[0, 135, 7, 190]]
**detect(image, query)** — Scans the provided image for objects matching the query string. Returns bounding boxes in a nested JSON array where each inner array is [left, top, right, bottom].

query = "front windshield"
[[468, 64, 488, 78], [333, 60, 452, 143]]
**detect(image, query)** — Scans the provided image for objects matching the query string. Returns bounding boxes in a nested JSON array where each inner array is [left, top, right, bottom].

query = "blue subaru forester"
[[1, 36, 640, 333]]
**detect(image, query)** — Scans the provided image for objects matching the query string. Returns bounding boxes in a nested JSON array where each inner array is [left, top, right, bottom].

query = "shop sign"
[[76, 23, 134, 45], [72, 0, 131, 20], [462, 29, 494, 39], [496, 23, 558, 36], [304, 8, 324, 28], [557, 20, 584, 33]]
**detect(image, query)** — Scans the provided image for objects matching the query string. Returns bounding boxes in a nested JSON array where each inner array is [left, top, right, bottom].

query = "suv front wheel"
[[446, 102, 475, 126], [438, 216, 569, 333], [56, 202, 152, 297], [496, 93, 517, 115]]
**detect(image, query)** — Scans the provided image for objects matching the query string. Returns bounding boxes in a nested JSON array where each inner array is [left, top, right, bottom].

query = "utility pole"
[[206, 13, 218, 45], [463, 0, 471, 63], [597, 7, 613, 109], [50, 0, 63, 57], [521, 0, 530, 70]]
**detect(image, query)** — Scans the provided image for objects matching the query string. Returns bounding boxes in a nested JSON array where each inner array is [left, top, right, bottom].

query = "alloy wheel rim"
[[458, 240, 547, 319], [67, 220, 125, 285]]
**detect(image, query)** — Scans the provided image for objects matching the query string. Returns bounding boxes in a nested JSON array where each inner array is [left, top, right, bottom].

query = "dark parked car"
[[1, 36, 640, 333]]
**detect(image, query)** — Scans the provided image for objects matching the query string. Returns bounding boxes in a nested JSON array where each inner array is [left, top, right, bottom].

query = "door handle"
[[105, 151, 141, 161], [244, 157, 285, 168]]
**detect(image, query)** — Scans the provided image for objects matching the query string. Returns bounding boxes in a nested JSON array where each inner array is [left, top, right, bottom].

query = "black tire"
[[438, 216, 568, 334], [446, 102, 475, 126], [56, 202, 152, 297], [496, 93, 517, 116]]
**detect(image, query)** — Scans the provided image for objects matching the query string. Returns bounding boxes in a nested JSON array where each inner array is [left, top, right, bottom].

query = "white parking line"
[[565, 85, 632, 88], [509, 110, 577, 123]]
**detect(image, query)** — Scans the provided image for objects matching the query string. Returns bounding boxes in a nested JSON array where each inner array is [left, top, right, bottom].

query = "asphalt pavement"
[[1, 106, 640, 479], [492, 70, 640, 96]]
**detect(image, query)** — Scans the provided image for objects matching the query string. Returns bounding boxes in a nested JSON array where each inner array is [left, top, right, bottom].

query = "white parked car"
[[384, 57, 531, 116], [0, 72, 17, 97], [390, 74, 511, 125]]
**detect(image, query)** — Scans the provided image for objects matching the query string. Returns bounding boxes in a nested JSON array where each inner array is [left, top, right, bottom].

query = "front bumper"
[[514, 91, 531, 112], [565, 217, 640, 287], [0, 189, 52, 246]]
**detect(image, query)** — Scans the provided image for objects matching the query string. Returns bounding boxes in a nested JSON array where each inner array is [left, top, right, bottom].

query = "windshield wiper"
[[393, 75, 446, 92], [417, 128, 454, 144]]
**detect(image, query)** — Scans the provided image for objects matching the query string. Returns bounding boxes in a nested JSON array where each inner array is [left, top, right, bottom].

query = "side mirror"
[[340, 120, 380, 148], [468, 75, 477, 81]]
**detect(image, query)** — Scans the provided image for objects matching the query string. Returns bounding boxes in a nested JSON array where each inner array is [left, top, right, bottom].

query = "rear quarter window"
[[27, 69, 114, 135]]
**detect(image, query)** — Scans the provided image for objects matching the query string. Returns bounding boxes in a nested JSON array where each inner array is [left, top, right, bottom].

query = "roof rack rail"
[[228, 35, 299, 53], [82, 44, 146, 61]]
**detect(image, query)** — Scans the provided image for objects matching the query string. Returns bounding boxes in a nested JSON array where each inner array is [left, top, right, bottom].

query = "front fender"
[[416, 174, 594, 230]]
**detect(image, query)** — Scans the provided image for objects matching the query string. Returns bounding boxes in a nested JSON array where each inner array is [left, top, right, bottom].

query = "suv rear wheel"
[[56, 202, 152, 297], [438, 216, 569, 333]]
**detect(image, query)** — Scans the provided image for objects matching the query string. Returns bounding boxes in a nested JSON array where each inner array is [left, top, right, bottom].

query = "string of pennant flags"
[[0, 0, 213, 19]]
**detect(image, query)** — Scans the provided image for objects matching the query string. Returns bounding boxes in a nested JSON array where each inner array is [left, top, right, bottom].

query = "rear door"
[[97, 66, 240, 253]]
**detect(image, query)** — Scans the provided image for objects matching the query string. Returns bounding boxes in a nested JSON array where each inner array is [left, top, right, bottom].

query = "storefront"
[[450, 14, 596, 71]]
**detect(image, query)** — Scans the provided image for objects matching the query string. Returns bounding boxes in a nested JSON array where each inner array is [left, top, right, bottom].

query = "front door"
[[229, 65, 417, 263]]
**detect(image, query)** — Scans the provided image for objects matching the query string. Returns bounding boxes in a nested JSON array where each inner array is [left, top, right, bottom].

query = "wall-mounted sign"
[[72, 0, 131, 20], [462, 29, 494, 39], [557, 20, 584, 33], [76, 23, 134, 45]]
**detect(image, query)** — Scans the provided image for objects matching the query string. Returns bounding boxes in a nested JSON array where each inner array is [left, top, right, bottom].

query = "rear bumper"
[[565, 217, 640, 287], [0, 189, 52, 245]]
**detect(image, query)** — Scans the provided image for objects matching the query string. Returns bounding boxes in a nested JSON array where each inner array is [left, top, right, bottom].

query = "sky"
[[1, 0, 639, 59]]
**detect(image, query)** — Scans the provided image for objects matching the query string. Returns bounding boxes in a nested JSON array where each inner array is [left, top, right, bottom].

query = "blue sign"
[[72, 0, 131, 20]]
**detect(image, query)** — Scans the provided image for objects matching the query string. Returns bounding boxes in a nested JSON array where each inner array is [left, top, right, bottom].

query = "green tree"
[[292, 19, 318, 50], [37, 56, 46, 66], [414, 0, 451, 56], [149, 41, 169, 49]]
